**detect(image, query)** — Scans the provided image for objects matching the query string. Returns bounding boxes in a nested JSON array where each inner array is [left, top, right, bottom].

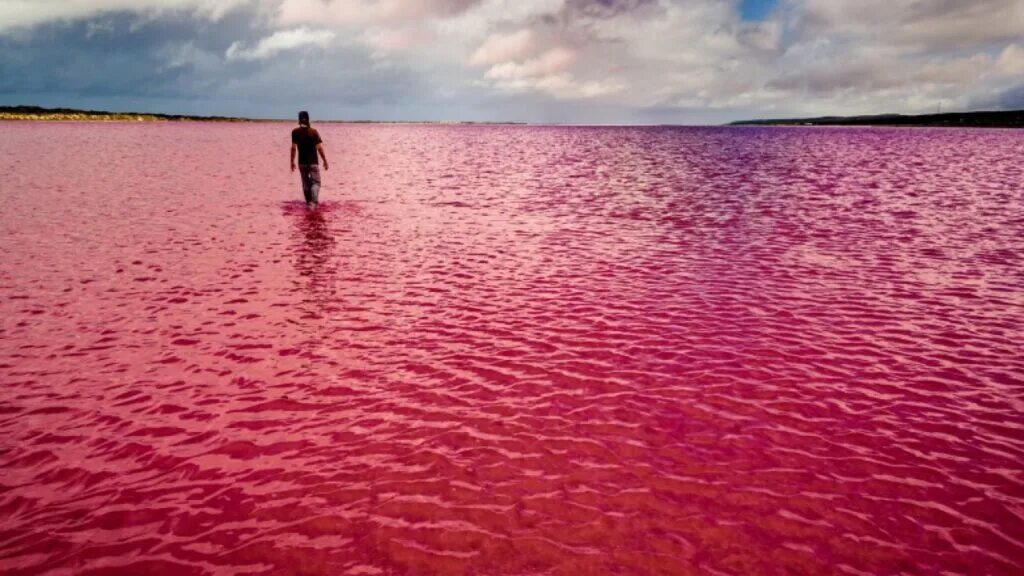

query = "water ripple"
[[0, 123, 1022, 574]]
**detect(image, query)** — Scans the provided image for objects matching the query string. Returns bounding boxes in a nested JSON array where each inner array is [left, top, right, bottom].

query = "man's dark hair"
[[298, 110, 310, 126]]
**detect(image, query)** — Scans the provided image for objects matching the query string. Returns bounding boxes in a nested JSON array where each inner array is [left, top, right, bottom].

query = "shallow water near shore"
[[1, 122, 1022, 575]]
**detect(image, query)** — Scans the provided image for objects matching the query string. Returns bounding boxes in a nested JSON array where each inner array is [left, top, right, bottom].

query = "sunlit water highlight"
[[1, 122, 1022, 575]]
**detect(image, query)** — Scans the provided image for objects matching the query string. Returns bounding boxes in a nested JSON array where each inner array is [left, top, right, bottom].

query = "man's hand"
[[290, 162, 296, 173], [323, 160, 329, 171]]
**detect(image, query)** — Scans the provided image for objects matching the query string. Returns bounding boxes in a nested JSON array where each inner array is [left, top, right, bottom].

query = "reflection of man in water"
[[290, 110, 330, 209], [290, 206, 338, 361]]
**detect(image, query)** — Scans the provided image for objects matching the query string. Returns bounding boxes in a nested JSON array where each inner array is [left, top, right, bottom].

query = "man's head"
[[298, 111, 310, 126]]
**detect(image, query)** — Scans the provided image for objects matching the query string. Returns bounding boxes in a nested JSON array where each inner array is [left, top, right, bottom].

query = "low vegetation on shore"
[[731, 110, 1023, 128], [0, 105, 248, 122], [0, 106, 525, 124], [6, 105, 1020, 127]]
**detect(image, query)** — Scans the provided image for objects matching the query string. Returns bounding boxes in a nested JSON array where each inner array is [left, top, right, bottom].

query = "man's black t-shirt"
[[291, 126, 322, 165]]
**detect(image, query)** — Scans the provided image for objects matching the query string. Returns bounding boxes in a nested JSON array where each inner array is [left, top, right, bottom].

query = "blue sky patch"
[[740, 0, 777, 21]]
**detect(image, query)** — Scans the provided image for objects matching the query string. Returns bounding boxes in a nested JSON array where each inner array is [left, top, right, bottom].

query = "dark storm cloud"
[[971, 84, 1024, 111], [996, 85, 1024, 109], [0, 3, 427, 118], [0, 9, 262, 98], [220, 48, 424, 107]]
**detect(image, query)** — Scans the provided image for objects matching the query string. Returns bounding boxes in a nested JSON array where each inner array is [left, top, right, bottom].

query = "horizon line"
[[1, 105, 1022, 128]]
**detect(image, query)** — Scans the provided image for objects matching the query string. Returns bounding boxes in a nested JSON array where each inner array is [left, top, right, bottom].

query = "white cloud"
[[790, 0, 1024, 50], [480, 72, 623, 100], [915, 54, 990, 86], [484, 47, 577, 80], [995, 44, 1024, 77], [469, 29, 536, 66], [226, 27, 334, 60], [478, 45, 624, 100], [361, 26, 433, 55], [0, 0, 251, 30], [3, 0, 1024, 120], [277, 0, 480, 26]]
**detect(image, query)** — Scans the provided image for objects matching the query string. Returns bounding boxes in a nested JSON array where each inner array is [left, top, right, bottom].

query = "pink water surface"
[[1, 122, 1022, 575]]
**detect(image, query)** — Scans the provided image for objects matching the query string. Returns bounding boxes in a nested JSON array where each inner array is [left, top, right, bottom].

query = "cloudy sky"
[[1, 0, 1022, 123]]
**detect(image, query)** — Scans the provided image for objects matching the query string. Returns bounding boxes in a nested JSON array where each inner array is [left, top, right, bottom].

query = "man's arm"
[[317, 143, 329, 171], [290, 143, 297, 172]]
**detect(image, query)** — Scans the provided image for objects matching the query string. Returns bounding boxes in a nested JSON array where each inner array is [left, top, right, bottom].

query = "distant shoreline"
[[0, 105, 250, 122], [5, 105, 1021, 128], [0, 105, 525, 125], [731, 110, 1023, 128]]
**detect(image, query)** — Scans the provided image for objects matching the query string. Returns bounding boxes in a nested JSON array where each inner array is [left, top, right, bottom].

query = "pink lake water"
[[0, 122, 1022, 575]]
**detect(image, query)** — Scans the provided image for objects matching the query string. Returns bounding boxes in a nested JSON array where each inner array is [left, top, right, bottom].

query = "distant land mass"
[[0, 105, 524, 124], [731, 110, 1023, 128], [0, 105, 249, 122], [5, 104, 1021, 127]]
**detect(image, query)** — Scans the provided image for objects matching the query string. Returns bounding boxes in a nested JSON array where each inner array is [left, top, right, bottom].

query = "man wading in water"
[[291, 111, 329, 209]]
